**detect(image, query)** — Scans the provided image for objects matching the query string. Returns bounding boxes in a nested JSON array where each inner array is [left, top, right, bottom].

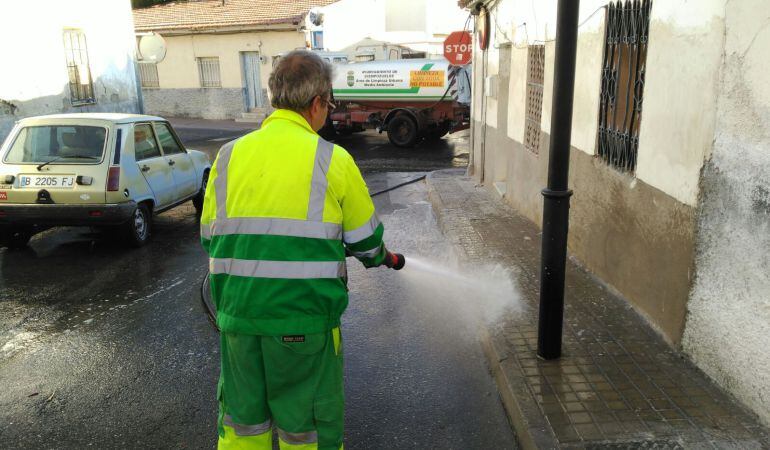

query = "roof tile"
[[133, 0, 338, 32]]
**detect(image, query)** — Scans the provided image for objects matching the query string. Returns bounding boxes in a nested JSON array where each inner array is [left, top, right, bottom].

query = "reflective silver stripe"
[[201, 222, 212, 240], [307, 139, 334, 221], [223, 415, 271, 436], [210, 217, 342, 240], [214, 139, 238, 220], [210, 258, 346, 279], [277, 428, 318, 445], [344, 212, 381, 244], [349, 243, 382, 258]]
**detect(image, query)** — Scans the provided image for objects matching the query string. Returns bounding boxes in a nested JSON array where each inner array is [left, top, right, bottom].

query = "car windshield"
[[4, 125, 106, 164]]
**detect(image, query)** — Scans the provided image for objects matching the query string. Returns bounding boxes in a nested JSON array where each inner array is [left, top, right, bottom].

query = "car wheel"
[[387, 114, 420, 148], [4, 227, 33, 250], [193, 171, 209, 215], [124, 204, 152, 247]]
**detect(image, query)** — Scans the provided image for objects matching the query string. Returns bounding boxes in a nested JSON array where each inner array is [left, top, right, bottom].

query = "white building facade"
[[320, 0, 468, 59], [133, 0, 336, 121], [0, 0, 142, 143], [466, 0, 770, 425]]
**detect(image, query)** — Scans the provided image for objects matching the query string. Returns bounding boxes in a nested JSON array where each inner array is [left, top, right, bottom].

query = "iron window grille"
[[525, 45, 545, 155], [197, 57, 222, 88], [597, 0, 652, 173], [139, 63, 159, 88], [63, 29, 96, 106]]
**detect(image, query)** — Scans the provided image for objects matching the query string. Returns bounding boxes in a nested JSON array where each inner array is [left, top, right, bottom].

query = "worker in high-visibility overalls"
[[200, 50, 403, 450]]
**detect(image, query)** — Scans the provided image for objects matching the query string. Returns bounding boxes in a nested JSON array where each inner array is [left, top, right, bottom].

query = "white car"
[[0, 113, 211, 248]]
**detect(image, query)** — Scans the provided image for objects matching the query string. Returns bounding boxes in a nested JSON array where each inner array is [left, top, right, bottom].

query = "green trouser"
[[217, 327, 344, 450]]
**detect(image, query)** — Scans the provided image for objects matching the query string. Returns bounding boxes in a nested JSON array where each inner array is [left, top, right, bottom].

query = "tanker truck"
[[322, 59, 471, 147]]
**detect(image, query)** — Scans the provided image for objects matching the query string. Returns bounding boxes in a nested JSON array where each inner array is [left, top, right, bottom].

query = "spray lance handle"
[[384, 251, 405, 270]]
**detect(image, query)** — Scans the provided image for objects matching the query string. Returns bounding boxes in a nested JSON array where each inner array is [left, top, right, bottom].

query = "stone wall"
[[142, 88, 244, 120]]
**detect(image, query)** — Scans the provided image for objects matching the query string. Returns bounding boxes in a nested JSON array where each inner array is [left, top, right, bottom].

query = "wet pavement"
[[426, 170, 770, 449], [0, 122, 511, 449]]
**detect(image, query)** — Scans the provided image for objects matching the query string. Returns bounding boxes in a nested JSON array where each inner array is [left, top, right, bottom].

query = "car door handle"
[[141, 165, 150, 172], [168, 160, 176, 166]]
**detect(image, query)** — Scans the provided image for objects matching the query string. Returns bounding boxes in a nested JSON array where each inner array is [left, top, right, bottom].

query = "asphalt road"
[[0, 122, 512, 449], [173, 118, 469, 174]]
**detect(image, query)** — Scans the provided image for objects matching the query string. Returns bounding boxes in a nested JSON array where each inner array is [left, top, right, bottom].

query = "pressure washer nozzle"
[[385, 252, 405, 270]]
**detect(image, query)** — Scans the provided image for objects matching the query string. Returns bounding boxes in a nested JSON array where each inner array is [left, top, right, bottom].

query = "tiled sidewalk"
[[426, 169, 769, 449]]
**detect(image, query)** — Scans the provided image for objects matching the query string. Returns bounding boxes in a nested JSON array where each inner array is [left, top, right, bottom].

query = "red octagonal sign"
[[444, 31, 473, 66]]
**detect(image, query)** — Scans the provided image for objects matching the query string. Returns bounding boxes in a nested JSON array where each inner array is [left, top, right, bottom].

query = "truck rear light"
[[89, 210, 103, 217], [107, 166, 120, 191]]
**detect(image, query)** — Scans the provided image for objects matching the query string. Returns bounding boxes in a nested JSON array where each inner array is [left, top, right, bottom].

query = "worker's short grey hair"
[[268, 50, 333, 112]]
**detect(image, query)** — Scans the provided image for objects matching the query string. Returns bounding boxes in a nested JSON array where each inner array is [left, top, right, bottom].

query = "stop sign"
[[444, 31, 473, 65]]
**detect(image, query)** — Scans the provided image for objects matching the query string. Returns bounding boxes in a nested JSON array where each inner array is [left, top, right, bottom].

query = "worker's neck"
[[299, 110, 313, 128], [299, 109, 322, 132]]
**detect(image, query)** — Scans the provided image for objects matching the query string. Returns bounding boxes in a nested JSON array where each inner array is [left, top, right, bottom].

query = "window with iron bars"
[[525, 45, 545, 155], [63, 29, 95, 106], [597, 0, 652, 173], [197, 57, 221, 88], [139, 63, 159, 88]]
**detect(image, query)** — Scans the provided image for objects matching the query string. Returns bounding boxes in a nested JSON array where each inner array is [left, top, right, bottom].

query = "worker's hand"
[[383, 251, 405, 270]]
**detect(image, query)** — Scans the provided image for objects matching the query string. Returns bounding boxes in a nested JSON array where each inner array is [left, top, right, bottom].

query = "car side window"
[[154, 123, 184, 155], [134, 124, 161, 161]]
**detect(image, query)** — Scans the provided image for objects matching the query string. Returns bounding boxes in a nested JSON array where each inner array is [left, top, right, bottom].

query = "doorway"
[[240, 52, 263, 111]]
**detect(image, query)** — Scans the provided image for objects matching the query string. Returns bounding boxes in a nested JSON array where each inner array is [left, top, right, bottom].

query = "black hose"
[[369, 174, 426, 197], [200, 174, 427, 330], [200, 271, 218, 332]]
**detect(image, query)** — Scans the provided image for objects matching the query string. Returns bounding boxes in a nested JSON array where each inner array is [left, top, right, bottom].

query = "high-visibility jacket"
[[200, 109, 387, 336]]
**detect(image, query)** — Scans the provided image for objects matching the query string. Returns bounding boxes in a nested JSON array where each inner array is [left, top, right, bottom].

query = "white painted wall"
[[320, 0, 467, 58], [154, 31, 306, 90], [483, 0, 727, 207], [483, 29, 499, 129], [635, 0, 726, 207], [0, 0, 141, 141], [683, 0, 770, 426], [499, 0, 609, 152]]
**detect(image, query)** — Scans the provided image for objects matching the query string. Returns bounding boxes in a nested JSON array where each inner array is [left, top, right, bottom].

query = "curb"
[[426, 169, 557, 450]]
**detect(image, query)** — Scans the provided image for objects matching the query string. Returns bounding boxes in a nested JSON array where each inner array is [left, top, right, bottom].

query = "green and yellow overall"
[[200, 109, 387, 450]]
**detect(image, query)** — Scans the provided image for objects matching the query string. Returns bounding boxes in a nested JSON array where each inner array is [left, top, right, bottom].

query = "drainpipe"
[[537, 0, 580, 360], [133, 60, 145, 114]]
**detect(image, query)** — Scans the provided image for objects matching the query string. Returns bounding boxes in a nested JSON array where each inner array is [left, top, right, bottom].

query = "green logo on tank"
[[346, 71, 354, 87]]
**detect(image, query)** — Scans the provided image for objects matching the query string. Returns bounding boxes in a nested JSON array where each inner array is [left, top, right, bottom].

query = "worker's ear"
[[311, 95, 325, 115]]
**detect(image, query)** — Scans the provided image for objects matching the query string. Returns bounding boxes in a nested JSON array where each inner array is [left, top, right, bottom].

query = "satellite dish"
[[308, 8, 324, 26], [138, 33, 167, 63]]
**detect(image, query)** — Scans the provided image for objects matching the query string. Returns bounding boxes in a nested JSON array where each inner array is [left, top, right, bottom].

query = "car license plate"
[[19, 175, 76, 189]]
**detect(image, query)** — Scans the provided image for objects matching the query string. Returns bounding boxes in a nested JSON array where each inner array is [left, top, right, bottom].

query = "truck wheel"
[[387, 114, 420, 147]]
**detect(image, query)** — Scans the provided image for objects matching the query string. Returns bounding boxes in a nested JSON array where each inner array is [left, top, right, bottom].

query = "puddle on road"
[[0, 276, 191, 359]]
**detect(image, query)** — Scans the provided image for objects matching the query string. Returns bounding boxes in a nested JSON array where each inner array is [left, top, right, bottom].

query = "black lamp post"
[[537, 0, 581, 360]]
